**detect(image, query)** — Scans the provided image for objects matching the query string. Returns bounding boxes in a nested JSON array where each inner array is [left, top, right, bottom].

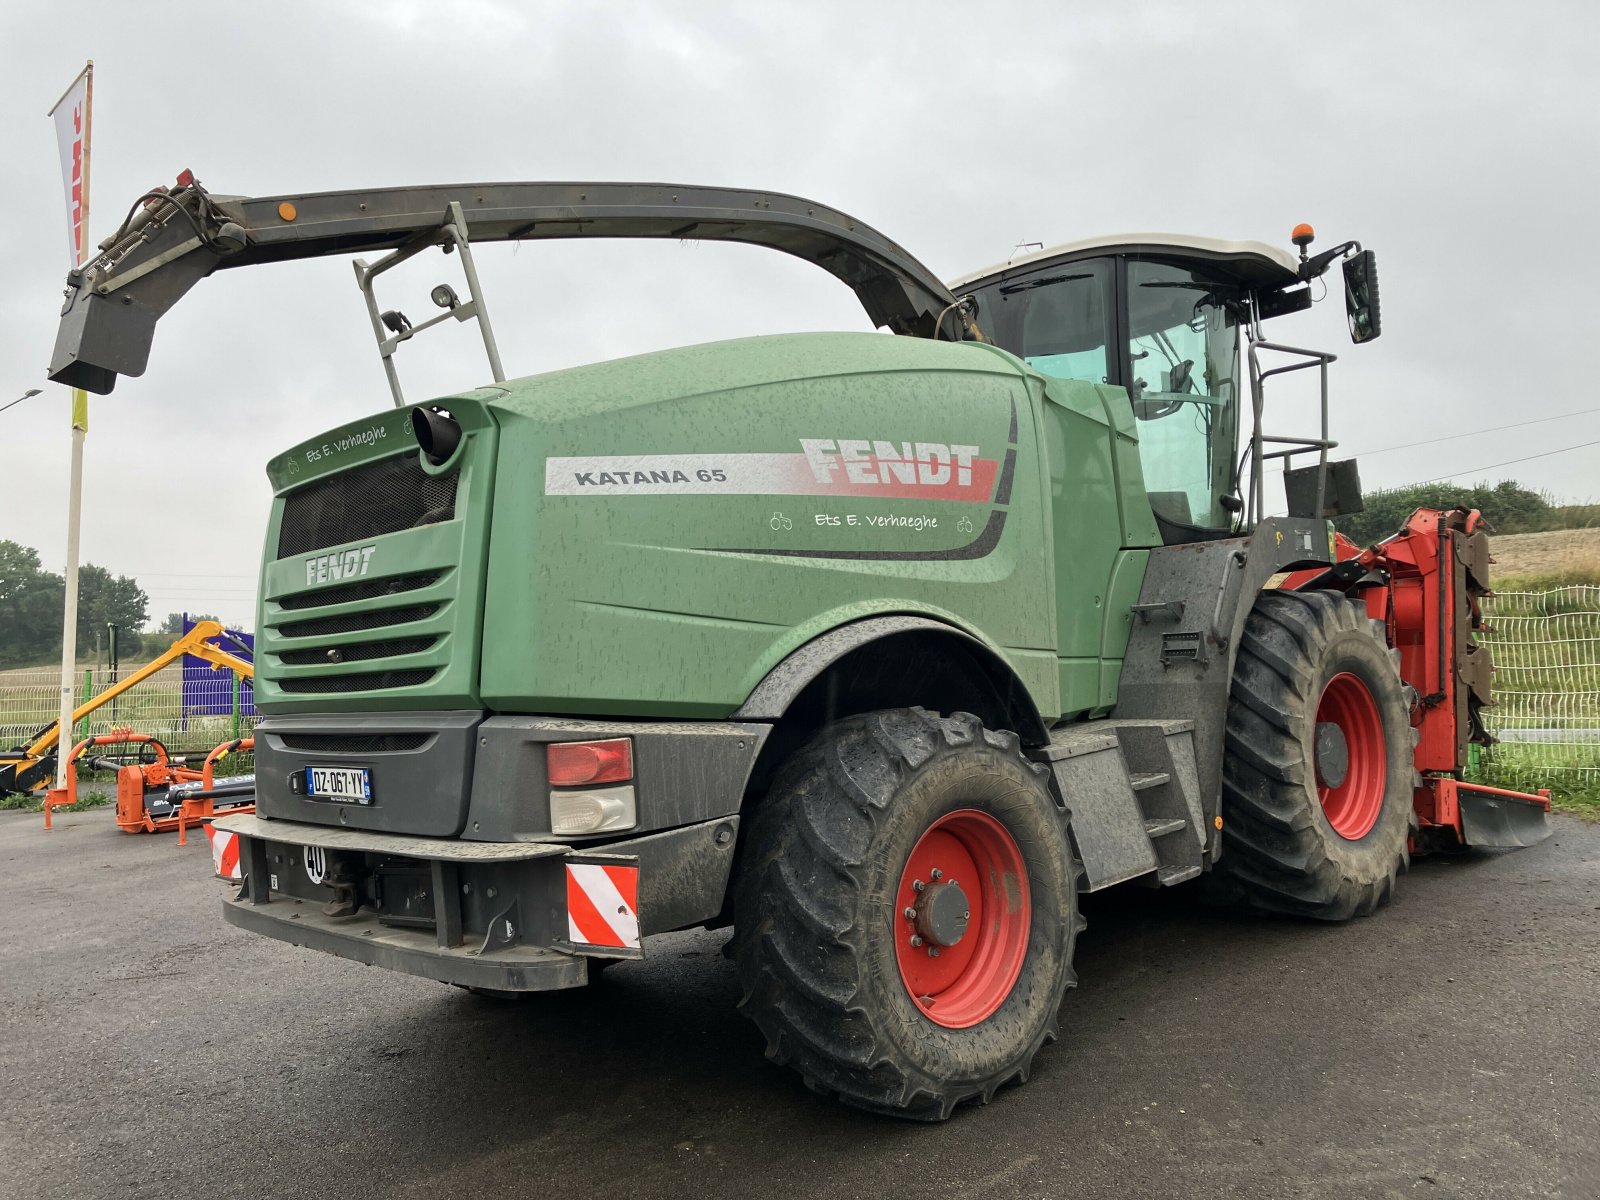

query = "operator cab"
[[953, 236, 1325, 546]]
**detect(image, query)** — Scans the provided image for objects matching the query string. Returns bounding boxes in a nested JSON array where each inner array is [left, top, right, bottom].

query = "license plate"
[[305, 765, 372, 804]]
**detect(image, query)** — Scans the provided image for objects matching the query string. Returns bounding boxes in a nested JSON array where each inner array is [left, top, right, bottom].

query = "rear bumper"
[[212, 809, 739, 991], [222, 891, 591, 992]]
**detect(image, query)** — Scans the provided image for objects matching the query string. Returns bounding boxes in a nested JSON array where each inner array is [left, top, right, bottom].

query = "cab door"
[[1119, 257, 1246, 542]]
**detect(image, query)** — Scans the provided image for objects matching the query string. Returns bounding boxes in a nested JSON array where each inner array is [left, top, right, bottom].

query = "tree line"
[[0, 540, 239, 668], [1333, 480, 1597, 546]]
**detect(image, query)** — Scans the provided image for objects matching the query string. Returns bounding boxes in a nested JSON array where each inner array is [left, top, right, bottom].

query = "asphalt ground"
[[2, 807, 1596, 1200]]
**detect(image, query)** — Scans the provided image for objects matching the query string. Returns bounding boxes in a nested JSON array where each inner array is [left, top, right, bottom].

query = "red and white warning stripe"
[[204, 822, 241, 880], [565, 862, 640, 950]]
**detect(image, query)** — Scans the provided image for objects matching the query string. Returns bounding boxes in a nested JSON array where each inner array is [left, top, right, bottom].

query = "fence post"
[[78, 669, 94, 742], [231, 671, 242, 740]]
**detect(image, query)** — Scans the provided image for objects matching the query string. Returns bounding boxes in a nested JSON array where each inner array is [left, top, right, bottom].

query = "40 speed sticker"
[[544, 440, 997, 503]]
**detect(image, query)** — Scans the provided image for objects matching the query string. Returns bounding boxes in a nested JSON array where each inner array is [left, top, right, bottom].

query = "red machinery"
[[4, 619, 253, 799], [1292, 506, 1550, 849], [43, 730, 256, 834], [177, 737, 256, 845]]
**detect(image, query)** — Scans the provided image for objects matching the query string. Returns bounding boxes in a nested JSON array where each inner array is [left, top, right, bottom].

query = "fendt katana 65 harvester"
[[47, 177, 1551, 1119]]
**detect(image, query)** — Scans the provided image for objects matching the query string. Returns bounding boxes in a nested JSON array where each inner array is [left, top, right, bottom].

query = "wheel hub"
[[914, 878, 971, 947], [1314, 721, 1349, 788], [894, 808, 1031, 1029], [1315, 671, 1388, 840]]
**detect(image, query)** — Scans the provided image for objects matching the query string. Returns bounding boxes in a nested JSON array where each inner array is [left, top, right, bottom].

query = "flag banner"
[[49, 62, 93, 432], [48, 62, 92, 268]]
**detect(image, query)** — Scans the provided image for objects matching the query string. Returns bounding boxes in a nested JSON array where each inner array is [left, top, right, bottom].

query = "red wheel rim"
[[1316, 672, 1387, 840], [893, 808, 1030, 1029]]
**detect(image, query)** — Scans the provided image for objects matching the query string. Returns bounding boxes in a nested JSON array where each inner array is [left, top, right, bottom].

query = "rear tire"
[[1212, 590, 1415, 920], [730, 708, 1080, 1120]]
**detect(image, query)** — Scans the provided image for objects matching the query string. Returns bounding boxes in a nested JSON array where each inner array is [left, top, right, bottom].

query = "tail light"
[[547, 738, 636, 836], [547, 738, 633, 787]]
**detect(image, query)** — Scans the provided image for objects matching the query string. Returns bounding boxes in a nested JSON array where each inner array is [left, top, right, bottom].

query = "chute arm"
[[49, 177, 962, 394]]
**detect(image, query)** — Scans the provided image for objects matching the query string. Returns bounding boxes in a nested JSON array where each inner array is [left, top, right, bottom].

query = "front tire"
[[1213, 590, 1415, 920], [730, 708, 1080, 1120]]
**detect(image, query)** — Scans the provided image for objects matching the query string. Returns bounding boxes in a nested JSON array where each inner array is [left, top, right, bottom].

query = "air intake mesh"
[[277, 456, 458, 558], [277, 732, 432, 753]]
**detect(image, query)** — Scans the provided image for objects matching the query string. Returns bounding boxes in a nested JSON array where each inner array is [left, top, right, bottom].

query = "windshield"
[[1125, 259, 1243, 532]]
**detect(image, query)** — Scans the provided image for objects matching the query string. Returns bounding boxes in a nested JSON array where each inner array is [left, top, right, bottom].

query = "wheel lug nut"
[[912, 880, 925, 892], [928, 947, 940, 957], [909, 935, 924, 948], [930, 868, 943, 881], [903, 907, 917, 920]]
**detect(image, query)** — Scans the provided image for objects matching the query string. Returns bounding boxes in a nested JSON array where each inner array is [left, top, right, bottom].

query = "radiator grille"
[[278, 604, 439, 640], [277, 571, 441, 611], [277, 732, 433, 753], [278, 669, 436, 695], [277, 456, 458, 558], [277, 637, 437, 666]]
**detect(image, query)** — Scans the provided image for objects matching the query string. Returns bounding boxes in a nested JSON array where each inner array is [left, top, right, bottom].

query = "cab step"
[[1034, 718, 1208, 892], [1143, 817, 1187, 838]]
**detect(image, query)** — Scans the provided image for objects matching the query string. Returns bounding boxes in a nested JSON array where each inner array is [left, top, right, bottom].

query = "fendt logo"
[[800, 439, 981, 488], [542, 436, 998, 501], [305, 545, 377, 586]]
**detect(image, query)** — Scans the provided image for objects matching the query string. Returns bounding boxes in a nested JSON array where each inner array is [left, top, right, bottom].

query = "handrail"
[[1244, 325, 1339, 524]]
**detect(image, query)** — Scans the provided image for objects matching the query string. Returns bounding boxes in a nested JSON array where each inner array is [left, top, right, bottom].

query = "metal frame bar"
[[353, 202, 506, 407]]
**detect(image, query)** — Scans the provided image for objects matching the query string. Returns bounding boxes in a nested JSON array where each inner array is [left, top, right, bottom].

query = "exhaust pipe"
[[412, 406, 461, 465]]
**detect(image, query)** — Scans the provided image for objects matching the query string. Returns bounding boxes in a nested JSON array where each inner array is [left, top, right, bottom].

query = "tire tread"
[[1213, 591, 1412, 921], [730, 707, 1077, 1119]]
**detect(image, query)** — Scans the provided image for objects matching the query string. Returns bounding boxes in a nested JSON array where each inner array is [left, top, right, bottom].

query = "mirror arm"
[[1298, 240, 1360, 282]]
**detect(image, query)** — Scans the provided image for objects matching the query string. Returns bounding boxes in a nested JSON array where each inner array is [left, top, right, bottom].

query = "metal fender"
[[734, 614, 1048, 745]]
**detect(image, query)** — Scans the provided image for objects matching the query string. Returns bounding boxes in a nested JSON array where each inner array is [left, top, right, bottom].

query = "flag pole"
[[48, 60, 92, 763]]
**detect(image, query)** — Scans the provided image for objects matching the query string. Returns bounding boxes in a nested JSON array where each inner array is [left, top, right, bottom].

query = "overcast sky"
[[2, 1, 1597, 627]]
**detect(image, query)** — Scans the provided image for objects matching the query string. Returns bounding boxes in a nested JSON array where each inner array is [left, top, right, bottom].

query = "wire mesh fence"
[[1476, 585, 1600, 792], [0, 661, 257, 760]]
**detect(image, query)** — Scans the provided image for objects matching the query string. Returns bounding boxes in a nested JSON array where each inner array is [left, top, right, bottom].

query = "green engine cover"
[[256, 332, 1158, 725]]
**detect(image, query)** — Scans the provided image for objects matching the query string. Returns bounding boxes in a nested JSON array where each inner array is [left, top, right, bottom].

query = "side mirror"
[[1343, 249, 1381, 343]]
